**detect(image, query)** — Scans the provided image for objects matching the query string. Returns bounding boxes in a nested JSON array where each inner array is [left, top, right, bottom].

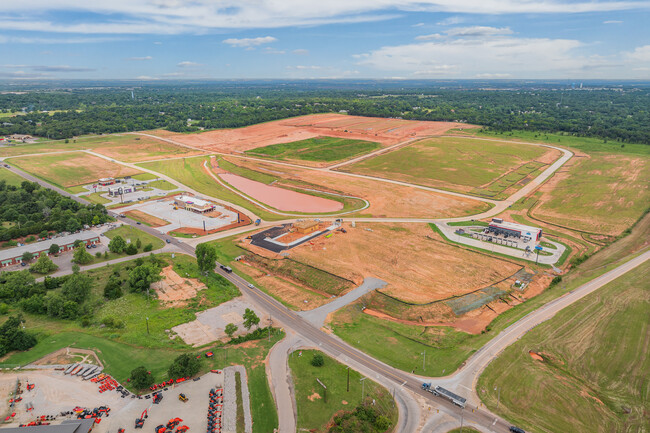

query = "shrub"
[[125, 243, 138, 255], [130, 366, 155, 389], [311, 353, 324, 367], [29, 255, 58, 274], [143, 243, 153, 252], [95, 252, 101, 258], [108, 235, 127, 253], [168, 354, 201, 379]]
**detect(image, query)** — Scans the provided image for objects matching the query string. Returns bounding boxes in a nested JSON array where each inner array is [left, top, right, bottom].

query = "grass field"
[[478, 261, 649, 433], [289, 349, 396, 432], [344, 136, 554, 197], [9, 152, 141, 188], [146, 179, 178, 190], [105, 225, 165, 250], [244, 136, 381, 163], [0, 168, 25, 186], [0, 134, 200, 162], [82, 192, 111, 205], [132, 173, 159, 181], [446, 428, 481, 433]]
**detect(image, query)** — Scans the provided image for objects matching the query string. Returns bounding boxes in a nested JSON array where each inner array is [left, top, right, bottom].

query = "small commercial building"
[[174, 195, 215, 213], [107, 185, 135, 196], [488, 218, 542, 241], [97, 177, 115, 186], [294, 220, 319, 235], [0, 418, 95, 433], [0, 231, 101, 268]]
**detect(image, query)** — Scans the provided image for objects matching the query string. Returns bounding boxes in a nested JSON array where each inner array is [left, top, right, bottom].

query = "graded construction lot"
[[0, 134, 201, 162], [342, 136, 560, 198], [219, 156, 491, 218], [289, 223, 521, 305], [478, 261, 650, 433], [9, 152, 141, 188], [148, 113, 469, 157]]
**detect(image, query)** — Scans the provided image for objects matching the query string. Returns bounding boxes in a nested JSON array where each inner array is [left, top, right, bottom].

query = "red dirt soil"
[[151, 114, 470, 154], [219, 172, 343, 213]]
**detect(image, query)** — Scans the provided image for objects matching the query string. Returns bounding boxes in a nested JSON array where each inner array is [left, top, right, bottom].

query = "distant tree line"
[[0, 83, 647, 144]]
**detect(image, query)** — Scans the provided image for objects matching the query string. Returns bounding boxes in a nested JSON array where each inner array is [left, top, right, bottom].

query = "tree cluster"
[[0, 180, 109, 243], [0, 314, 37, 357]]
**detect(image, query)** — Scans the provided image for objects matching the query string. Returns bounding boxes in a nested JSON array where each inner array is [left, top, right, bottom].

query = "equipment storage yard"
[[0, 369, 233, 433]]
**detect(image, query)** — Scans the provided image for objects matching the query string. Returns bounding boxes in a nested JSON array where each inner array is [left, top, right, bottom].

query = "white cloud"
[[412, 22, 425, 27], [126, 56, 152, 61], [264, 47, 285, 54], [135, 75, 157, 80], [603, 20, 623, 23], [223, 36, 277, 48], [475, 73, 512, 78], [436, 16, 464, 25], [415, 33, 443, 40], [0, 35, 125, 44], [292, 49, 309, 55], [288, 65, 322, 70], [0, 1, 647, 34], [355, 34, 594, 78], [177, 61, 201, 67], [445, 26, 513, 36], [626, 45, 650, 61]]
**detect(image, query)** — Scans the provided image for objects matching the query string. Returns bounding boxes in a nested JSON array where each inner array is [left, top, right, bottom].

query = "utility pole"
[[360, 377, 367, 401], [145, 317, 149, 335], [422, 350, 426, 372], [459, 406, 464, 433], [346, 367, 350, 392]]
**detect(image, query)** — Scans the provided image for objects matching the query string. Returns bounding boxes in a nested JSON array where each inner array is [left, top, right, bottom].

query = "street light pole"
[[360, 377, 367, 401]]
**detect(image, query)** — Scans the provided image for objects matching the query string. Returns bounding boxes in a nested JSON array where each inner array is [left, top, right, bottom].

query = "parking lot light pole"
[[360, 377, 367, 401]]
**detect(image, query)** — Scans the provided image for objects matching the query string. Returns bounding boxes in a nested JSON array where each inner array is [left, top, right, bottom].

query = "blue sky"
[[1, 1, 649, 80]]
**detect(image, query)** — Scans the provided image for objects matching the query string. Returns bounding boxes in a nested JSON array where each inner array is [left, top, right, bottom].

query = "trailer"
[[70, 365, 84, 376], [64, 364, 78, 375], [421, 383, 466, 408], [83, 367, 98, 379], [76, 366, 91, 377]]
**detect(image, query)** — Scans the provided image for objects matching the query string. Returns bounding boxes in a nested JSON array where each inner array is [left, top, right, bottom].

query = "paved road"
[[298, 277, 387, 328]]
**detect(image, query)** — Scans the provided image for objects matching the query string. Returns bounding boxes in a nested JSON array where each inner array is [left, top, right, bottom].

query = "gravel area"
[[223, 366, 252, 433]]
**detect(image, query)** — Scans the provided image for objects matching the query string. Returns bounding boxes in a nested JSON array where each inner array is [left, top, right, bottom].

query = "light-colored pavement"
[[298, 277, 387, 328], [266, 332, 302, 433]]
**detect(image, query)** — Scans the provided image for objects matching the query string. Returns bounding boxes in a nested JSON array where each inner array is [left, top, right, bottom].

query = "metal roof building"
[[488, 218, 543, 241], [0, 419, 95, 433], [0, 230, 101, 268]]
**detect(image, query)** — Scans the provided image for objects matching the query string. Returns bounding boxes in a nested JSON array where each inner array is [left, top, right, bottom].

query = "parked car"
[[509, 427, 526, 433], [166, 239, 171, 244]]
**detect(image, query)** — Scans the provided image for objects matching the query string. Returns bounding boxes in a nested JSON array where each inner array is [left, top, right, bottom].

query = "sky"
[[1, 0, 649, 80]]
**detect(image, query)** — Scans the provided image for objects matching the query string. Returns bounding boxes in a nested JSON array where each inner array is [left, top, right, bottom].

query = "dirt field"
[[124, 209, 169, 227], [9, 152, 141, 187], [148, 114, 469, 154], [225, 157, 490, 218], [288, 223, 521, 303], [152, 266, 207, 305], [30, 348, 102, 367]]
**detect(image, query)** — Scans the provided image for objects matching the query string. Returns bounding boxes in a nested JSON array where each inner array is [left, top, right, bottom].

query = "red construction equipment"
[[205, 352, 214, 358], [176, 426, 189, 433], [155, 425, 166, 433]]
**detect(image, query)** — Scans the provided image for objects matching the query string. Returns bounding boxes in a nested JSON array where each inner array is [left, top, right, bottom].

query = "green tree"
[[103, 275, 123, 300], [48, 243, 60, 255], [125, 243, 138, 255], [136, 238, 142, 249], [130, 366, 155, 389], [196, 242, 217, 274], [60, 301, 80, 319], [225, 323, 238, 338], [167, 354, 201, 379], [143, 243, 153, 252], [243, 308, 260, 330], [21, 251, 34, 263], [108, 235, 127, 253], [61, 272, 92, 303], [29, 254, 58, 274], [311, 353, 324, 367], [128, 262, 162, 293], [72, 246, 93, 265]]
